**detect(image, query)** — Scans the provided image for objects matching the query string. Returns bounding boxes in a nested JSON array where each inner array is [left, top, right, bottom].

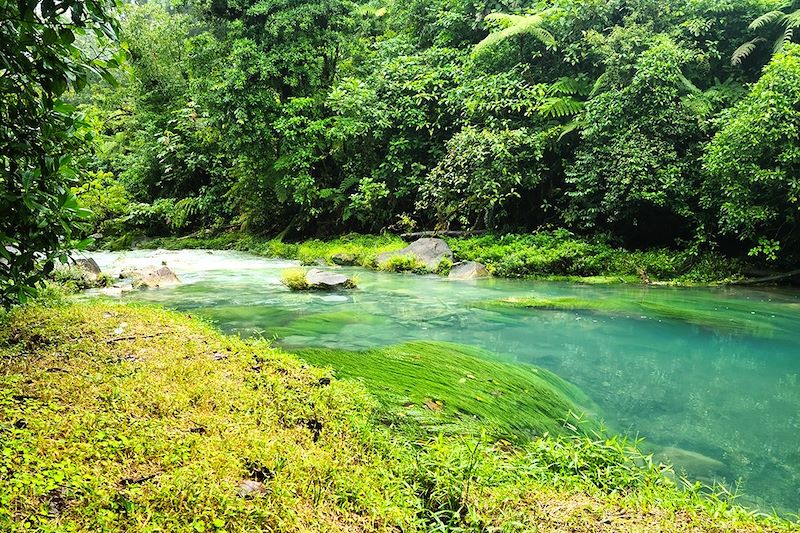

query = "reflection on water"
[[86, 249, 800, 513]]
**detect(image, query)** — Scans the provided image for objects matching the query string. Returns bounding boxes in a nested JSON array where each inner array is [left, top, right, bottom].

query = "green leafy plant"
[[0, 0, 122, 304], [732, 2, 800, 65]]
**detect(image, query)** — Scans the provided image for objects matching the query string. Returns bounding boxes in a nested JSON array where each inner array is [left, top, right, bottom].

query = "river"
[[85, 249, 800, 514]]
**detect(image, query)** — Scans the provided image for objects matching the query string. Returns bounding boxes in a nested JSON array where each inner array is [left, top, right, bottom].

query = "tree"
[[565, 37, 704, 244], [705, 44, 800, 259], [0, 0, 121, 304]]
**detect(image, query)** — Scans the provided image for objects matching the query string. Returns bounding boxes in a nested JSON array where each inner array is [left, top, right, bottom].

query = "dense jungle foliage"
[[4, 0, 800, 298]]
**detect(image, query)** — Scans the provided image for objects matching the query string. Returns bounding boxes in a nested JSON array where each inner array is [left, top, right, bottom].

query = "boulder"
[[74, 257, 102, 279], [375, 238, 453, 271], [121, 266, 181, 289], [448, 261, 490, 280], [331, 252, 357, 266], [305, 268, 355, 290]]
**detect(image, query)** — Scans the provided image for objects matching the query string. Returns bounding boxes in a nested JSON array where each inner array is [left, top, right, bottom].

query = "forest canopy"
[[4, 0, 800, 298]]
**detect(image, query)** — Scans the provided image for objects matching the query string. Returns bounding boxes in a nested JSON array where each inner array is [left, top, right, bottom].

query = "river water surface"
[[86, 249, 800, 514]]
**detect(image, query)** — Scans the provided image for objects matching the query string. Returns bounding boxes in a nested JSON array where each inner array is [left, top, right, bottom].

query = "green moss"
[[377, 254, 428, 274], [296, 341, 596, 440], [0, 302, 793, 531], [280, 267, 310, 290]]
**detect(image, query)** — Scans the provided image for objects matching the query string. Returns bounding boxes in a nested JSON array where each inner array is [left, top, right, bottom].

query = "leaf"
[[731, 38, 765, 66], [473, 10, 558, 55], [751, 10, 786, 31]]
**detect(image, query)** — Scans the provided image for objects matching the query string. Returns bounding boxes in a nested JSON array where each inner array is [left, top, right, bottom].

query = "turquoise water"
[[87, 249, 800, 514]]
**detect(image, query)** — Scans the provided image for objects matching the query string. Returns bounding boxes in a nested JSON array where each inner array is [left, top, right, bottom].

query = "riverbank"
[[121, 230, 749, 284], [0, 299, 793, 531]]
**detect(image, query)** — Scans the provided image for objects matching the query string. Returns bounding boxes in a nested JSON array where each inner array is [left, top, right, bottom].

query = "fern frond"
[[774, 27, 793, 54], [538, 97, 584, 118], [678, 72, 701, 94], [558, 119, 584, 141], [547, 76, 591, 96], [749, 10, 786, 31], [474, 9, 557, 55], [731, 38, 765, 65]]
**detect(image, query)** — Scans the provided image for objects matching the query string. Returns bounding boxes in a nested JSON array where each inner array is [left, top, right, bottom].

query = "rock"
[[448, 261, 490, 280], [375, 238, 454, 272], [236, 480, 266, 498], [305, 268, 354, 290], [74, 257, 102, 279], [656, 446, 727, 476], [121, 266, 181, 289], [331, 252, 357, 266]]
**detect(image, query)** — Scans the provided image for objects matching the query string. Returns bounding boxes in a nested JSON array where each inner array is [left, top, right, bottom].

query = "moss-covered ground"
[[0, 301, 794, 531]]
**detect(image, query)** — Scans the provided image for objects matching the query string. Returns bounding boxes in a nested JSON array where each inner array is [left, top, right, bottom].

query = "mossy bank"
[[0, 300, 795, 531], [121, 229, 752, 285]]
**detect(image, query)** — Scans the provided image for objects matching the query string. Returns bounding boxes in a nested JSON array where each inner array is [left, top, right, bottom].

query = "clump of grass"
[[378, 254, 429, 274], [435, 258, 453, 276], [0, 302, 794, 531], [280, 267, 310, 290]]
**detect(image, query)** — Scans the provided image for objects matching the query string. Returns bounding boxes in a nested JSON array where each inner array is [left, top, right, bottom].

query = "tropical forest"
[[2, 0, 800, 529]]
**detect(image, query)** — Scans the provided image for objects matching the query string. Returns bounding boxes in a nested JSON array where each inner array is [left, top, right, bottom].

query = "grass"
[[471, 296, 778, 337], [133, 229, 750, 284], [0, 301, 795, 531]]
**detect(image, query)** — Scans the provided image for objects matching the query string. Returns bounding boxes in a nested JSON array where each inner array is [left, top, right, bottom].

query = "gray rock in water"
[[74, 257, 102, 278], [121, 266, 181, 288], [331, 252, 357, 266], [448, 261, 490, 280], [375, 238, 453, 271], [306, 268, 354, 290]]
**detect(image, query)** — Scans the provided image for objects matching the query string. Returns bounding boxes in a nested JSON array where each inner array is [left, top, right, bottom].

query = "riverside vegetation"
[[3, 0, 800, 529], [8, 0, 800, 301]]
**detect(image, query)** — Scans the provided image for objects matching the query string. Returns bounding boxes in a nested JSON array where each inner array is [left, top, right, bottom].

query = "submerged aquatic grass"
[[296, 340, 598, 439], [473, 295, 779, 336]]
